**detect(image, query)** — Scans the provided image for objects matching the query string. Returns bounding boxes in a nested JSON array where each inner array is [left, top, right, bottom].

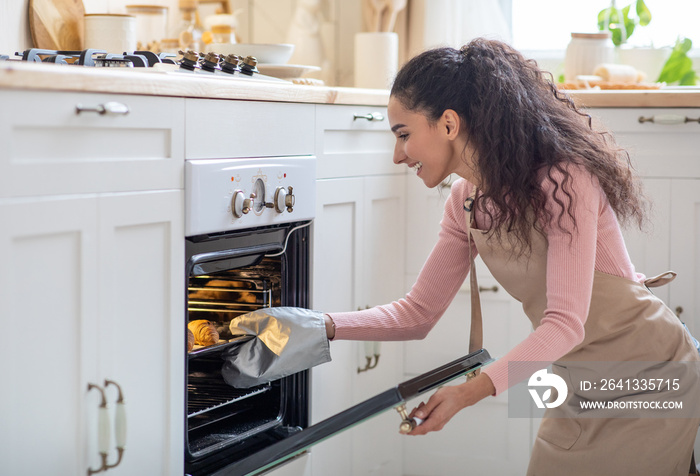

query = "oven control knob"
[[243, 193, 256, 215], [274, 186, 295, 213], [231, 190, 247, 218]]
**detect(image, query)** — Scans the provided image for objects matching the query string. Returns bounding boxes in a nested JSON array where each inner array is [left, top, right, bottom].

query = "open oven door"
[[209, 348, 493, 476]]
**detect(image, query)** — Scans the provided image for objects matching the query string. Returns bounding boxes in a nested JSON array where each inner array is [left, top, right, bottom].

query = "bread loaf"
[[593, 63, 644, 83], [188, 320, 220, 346], [187, 328, 195, 352]]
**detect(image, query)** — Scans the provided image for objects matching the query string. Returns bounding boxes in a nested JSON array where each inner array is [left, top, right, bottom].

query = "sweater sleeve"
[[329, 180, 477, 341], [482, 166, 599, 395]]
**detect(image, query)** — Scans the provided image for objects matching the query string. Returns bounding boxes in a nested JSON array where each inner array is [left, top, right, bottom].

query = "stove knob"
[[274, 187, 287, 213], [285, 186, 295, 212], [231, 190, 246, 218], [243, 193, 256, 215], [274, 186, 295, 213]]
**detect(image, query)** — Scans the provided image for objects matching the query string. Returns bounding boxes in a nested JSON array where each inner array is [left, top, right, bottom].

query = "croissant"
[[187, 328, 195, 352], [188, 320, 220, 346]]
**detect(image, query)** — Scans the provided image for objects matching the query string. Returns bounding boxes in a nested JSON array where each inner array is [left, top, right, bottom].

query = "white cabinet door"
[[311, 177, 364, 476], [0, 196, 99, 475], [352, 175, 406, 476], [312, 174, 407, 476], [96, 190, 184, 475], [669, 179, 700, 337], [0, 190, 184, 476], [621, 178, 672, 304]]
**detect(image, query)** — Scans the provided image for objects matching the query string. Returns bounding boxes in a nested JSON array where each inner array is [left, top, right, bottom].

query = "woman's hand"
[[406, 373, 495, 435]]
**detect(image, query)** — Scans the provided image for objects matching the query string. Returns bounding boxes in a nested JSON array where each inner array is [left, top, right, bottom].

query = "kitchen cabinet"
[[0, 91, 185, 475], [311, 105, 406, 476], [401, 174, 533, 475], [590, 107, 700, 457], [0, 90, 185, 198], [0, 190, 184, 475], [590, 108, 700, 332]]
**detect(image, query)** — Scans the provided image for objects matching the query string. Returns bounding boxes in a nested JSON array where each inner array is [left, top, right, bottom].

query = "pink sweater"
[[329, 167, 643, 395]]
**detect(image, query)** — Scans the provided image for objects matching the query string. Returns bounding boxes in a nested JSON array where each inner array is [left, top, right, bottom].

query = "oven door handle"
[[210, 349, 493, 476], [187, 243, 281, 277]]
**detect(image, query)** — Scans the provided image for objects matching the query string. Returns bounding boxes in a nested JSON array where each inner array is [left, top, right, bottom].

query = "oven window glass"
[[188, 256, 282, 346]]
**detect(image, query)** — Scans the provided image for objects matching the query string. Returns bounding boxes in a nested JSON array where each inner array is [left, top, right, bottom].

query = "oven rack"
[[188, 380, 271, 419]]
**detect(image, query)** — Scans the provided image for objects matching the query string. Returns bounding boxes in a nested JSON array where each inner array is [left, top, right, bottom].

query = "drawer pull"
[[76, 101, 130, 116], [479, 285, 499, 293], [353, 112, 384, 122], [638, 114, 700, 125]]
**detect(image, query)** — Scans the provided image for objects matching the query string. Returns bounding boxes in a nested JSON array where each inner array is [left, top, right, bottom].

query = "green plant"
[[597, 0, 651, 46], [657, 37, 697, 85]]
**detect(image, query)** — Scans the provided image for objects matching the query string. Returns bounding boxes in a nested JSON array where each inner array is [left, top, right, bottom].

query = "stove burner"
[[9, 48, 177, 67]]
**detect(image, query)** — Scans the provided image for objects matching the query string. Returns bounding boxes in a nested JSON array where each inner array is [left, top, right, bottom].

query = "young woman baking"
[[322, 38, 700, 475]]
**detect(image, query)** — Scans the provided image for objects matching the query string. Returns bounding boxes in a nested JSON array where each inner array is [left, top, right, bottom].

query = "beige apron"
[[464, 192, 700, 476]]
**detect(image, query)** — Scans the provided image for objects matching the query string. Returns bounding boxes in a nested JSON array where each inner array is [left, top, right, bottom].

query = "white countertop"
[[3, 60, 700, 108]]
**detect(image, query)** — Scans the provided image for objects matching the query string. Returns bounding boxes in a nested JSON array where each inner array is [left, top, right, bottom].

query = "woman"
[[322, 38, 700, 475]]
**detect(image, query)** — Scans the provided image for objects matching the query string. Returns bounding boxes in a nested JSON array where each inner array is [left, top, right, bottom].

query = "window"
[[511, 0, 700, 51]]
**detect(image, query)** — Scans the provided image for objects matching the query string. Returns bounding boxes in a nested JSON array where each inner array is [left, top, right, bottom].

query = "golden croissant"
[[188, 320, 220, 346]]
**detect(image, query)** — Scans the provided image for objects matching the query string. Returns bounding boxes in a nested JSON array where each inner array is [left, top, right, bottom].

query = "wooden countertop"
[[0, 61, 390, 106], [3, 61, 700, 107]]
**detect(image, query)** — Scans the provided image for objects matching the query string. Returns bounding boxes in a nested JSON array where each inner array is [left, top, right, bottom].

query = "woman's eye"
[[398, 133, 408, 141]]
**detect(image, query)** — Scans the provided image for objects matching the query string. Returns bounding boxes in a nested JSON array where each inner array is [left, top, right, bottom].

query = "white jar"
[[84, 14, 137, 53], [564, 32, 614, 82]]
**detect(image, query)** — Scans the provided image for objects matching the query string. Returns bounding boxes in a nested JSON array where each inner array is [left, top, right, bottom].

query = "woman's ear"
[[441, 109, 461, 140]]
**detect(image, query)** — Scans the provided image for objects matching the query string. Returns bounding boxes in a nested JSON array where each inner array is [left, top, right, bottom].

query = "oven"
[[184, 154, 493, 476], [185, 156, 315, 476]]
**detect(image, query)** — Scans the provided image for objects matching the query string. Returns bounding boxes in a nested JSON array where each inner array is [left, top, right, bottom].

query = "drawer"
[[185, 99, 314, 159], [0, 90, 185, 198], [315, 104, 397, 178], [590, 108, 700, 179]]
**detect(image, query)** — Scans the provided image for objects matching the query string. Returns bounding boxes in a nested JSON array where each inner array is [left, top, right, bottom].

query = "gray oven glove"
[[221, 307, 332, 388]]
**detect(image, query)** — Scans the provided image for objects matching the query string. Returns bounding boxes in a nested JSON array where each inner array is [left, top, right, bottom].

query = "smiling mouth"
[[410, 162, 423, 174]]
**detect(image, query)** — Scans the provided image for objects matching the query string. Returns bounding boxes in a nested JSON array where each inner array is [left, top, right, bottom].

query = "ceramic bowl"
[[227, 43, 295, 64]]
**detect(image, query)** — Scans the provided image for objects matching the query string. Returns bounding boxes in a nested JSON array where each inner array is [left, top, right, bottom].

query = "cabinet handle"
[[358, 339, 381, 373], [675, 306, 684, 317], [353, 112, 384, 122], [105, 380, 126, 470], [76, 101, 130, 116], [479, 285, 499, 293], [87, 383, 110, 476], [638, 114, 700, 125]]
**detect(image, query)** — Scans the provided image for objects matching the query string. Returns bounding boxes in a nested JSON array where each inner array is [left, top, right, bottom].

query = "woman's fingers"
[[408, 401, 425, 419], [405, 385, 471, 435]]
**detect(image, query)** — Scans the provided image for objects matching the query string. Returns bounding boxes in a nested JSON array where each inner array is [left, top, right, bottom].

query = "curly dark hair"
[[390, 37, 648, 251]]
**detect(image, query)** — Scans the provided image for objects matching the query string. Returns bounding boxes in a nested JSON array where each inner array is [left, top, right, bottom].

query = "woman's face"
[[387, 97, 478, 187]]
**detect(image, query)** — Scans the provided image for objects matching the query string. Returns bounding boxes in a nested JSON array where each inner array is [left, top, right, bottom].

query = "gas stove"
[[1, 48, 288, 83]]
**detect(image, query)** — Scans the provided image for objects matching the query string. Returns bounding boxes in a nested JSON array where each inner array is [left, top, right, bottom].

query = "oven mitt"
[[221, 307, 332, 388]]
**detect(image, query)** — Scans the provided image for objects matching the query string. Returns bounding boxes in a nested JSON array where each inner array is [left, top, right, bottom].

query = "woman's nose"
[[393, 143, 405, 165]]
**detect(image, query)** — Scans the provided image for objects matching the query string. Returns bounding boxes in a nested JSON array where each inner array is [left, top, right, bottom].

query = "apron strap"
[[644, 271, 677, 288], [465, 190, 484, 363]]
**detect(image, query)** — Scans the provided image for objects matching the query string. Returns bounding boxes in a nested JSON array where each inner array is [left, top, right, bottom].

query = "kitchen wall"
[[1, 0, 409, 87]]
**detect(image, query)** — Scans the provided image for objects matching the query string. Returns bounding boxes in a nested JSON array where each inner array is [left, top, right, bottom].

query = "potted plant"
[[596, 0, 695, 84], [597, 0, 651, 47]]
